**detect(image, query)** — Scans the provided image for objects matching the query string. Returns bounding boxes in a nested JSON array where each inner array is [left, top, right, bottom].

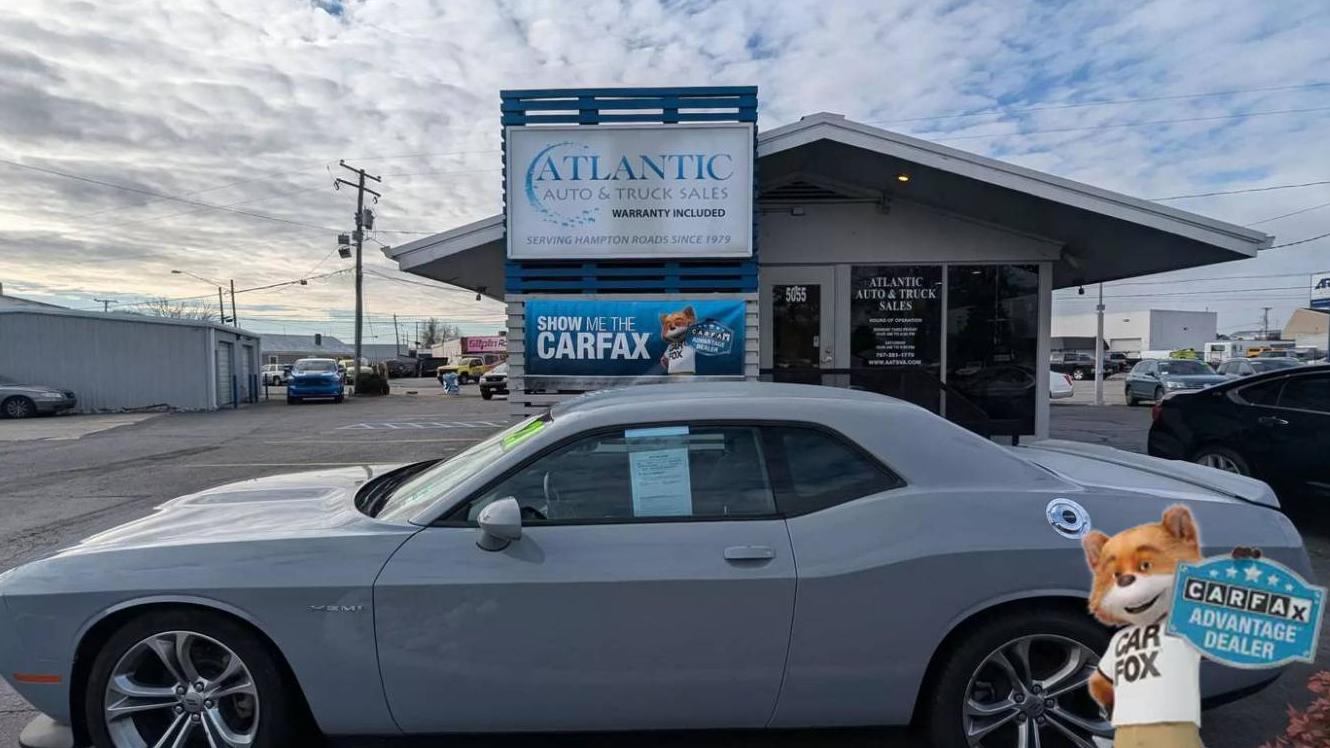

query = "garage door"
[[216, 340, 234, 407], [238, 344, 255, 403], [1109, 338, 1142, 354]]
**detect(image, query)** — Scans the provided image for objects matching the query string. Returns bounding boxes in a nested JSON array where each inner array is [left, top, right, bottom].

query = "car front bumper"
[[32, 396, 76, 414], [288, 378, 343, 397], [18, 714, 74, 748]]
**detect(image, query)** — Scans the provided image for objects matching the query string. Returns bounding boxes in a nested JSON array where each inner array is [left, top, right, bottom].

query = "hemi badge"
[[14, 673, 61, 684]]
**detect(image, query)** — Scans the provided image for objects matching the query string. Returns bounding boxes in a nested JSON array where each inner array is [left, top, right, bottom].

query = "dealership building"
[[385, 87, 1271, 439]]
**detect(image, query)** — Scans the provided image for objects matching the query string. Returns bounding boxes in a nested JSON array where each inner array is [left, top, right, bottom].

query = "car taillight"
[[1062, 374, 1074, 387]]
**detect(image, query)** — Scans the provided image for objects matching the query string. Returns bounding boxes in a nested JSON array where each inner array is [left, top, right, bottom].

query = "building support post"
[[1094, 282, 1105, 407]]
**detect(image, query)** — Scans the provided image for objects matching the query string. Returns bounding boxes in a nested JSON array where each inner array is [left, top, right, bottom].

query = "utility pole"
[[393, 313, 401, 356], [335, 161, 382, 391], [1094, 283, 1105, 406], [217, 288, 227, 323], [93, 297, 118, 313], [229, 279, 238, 328], [1261, 306, 1273, 339]]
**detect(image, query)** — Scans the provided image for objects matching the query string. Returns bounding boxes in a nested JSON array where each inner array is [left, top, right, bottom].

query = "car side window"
[[765, 426, 903, 516], [1237, 378, 1283, 406], [463, 425, 776, 523], [1277, 374, 1330, 414]]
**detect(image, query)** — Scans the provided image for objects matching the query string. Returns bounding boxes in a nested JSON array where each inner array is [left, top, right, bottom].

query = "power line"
[[1269, 230, 1330, 249], [1245, 199, 1330, 226], [1152, 179, 1330, 201], [928, 104, 1330, 143], [867, 81, 1330, 126], [0, 159, 340, 233], [362, 268, 486, 296], [74, 268, 352, 309]]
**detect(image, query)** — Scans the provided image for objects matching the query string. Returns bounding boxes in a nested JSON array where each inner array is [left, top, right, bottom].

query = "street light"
[[172, 269, 236, 327]]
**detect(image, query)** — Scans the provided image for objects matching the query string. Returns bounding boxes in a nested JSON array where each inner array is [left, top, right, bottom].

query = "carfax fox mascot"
[[659, 306, 697, 375], [1082, 505, 1207, 748], [1082, 505, 1263, 748]]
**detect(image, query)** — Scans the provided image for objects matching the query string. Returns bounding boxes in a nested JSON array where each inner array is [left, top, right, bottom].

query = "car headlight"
[[36, 392, 65, 400], [1165, 380, 1185, 389]]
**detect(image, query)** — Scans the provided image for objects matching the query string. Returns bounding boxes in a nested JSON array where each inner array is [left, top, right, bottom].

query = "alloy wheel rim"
[[6, 399, 30, 417], [104, 630, 259, 748], [1197, 453, 1242, 474], [962, 634, 1111, 747]]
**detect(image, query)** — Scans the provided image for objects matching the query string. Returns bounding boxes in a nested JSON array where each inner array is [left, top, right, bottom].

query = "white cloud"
[[1, 0, 1328, 338]]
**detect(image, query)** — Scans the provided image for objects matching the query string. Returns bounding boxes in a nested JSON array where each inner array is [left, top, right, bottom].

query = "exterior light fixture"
[[895, 173, 911, 183]]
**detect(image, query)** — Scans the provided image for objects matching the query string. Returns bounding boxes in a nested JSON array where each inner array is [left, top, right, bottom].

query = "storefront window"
[[946, 265, 1040, 435], [849, 265, 943, 412]]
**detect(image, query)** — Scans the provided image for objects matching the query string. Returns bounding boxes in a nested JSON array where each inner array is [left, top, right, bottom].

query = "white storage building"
[[0, 301, 262, 412], [1051, 309, 1217, 358]]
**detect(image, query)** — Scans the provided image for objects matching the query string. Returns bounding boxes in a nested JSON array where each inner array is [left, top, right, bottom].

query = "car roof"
[[552, 381, 897, 417]]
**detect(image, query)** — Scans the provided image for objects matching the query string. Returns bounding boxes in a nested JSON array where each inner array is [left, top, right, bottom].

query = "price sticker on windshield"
[[1168, 556, 1324, 669]]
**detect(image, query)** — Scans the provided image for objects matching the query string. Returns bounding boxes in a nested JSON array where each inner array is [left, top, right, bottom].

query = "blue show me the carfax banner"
[[524, 299, 746, 381], [1168, 555, 1325, 669]]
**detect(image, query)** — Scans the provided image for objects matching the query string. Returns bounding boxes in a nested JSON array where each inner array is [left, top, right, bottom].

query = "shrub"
[[354, 373, 390, 396], [1259, 671, 1330, 748]]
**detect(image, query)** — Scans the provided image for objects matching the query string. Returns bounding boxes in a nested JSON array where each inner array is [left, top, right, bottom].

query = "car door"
[[1129, 361, 1154, 398], [1254, 370, 1330, 494], [373, 424, 796, 733]]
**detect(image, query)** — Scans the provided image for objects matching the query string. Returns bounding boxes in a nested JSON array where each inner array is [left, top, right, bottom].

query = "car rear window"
[[766, 427, 903, 515]]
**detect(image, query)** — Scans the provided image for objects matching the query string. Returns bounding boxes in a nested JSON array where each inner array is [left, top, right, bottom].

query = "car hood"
[[1, 383, 65, 394], [56, 464, 410, 556], [1161, 374, 1228, 385]]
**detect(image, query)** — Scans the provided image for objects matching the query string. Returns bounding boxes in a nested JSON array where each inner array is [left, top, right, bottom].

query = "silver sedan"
[[0, 382, 1309, 748]]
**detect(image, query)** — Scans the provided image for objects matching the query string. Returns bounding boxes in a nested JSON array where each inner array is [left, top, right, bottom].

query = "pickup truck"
[[436, 356, 488, 384]]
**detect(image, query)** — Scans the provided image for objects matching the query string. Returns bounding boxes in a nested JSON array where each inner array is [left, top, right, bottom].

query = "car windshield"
[[293, 360, 337, 373], [1157, 361, 1214, 376], [1252, 359, 1301, 372], [373, 415, 549, 522]]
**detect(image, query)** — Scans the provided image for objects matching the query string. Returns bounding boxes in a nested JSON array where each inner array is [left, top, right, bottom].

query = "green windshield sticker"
[[501, 418, 547, 451]]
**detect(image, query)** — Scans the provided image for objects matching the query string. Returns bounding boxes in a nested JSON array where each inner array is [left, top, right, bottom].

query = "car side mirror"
[[476, 496, 522, 551]]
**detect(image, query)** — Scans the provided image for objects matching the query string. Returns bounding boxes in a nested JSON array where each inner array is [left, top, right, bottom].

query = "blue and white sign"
[[506, 123, 754, 260], [1312, 271, 1330, 311], [524, 299, 746, 380], [1168, 556, 1324, 669]]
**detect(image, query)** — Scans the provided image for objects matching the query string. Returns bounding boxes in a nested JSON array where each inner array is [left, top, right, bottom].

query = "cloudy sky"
[[3, 0, 1329, 344]]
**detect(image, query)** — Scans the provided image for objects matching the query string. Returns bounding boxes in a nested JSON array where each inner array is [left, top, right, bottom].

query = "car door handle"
[[724, 545, 775, 561], [1258, 416, 1289, 427]]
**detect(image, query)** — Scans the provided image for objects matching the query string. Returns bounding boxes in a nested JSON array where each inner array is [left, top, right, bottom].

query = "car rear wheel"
[[1, 396, 35, 419], [925, 608, 1112, 748], [85, 609, 301, 748], [1125, 387, 1138, 406], [1070, 369, 1085, 381], [1193, 446, 1250, 476]]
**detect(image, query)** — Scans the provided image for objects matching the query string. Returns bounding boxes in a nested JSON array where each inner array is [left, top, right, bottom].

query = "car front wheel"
[[1070, 369, 1085, 380], [85, 609, 302, 748], [925, 607, 1112, 748], [1, 396, 35, 419]]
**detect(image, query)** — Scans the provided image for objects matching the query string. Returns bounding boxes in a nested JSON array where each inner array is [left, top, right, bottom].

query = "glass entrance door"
[[763, 267, 835, 385]]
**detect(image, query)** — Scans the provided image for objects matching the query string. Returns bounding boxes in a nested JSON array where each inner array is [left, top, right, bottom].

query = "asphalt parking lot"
[[0, 381, 1324, 747]]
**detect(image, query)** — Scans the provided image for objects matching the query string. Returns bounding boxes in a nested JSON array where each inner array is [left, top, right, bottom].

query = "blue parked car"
[[1124, 358, 1229, 405], [287, 358, 344, 404]]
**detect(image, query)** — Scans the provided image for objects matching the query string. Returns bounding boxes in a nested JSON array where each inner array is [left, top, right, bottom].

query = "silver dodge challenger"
[[1, 383, 1309, 748]]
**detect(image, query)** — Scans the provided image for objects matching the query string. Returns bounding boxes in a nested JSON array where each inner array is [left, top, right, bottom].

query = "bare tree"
[[421, 317, 460, 346], [126, 298, 219, 322]]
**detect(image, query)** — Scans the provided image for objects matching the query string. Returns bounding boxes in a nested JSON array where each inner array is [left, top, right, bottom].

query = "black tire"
[[1125, 387, 1139, 406], [925, 607, 1111, 748], [1070, 369, 1086, 381], [83, 608, 303, 748], [1, 396, 35, 419], [1153, 386, 1165, 403], [481, 389, 493, 400], [333, 395, 344, 404], [1191, 445, 1251, 476], [286, 396, 298, 405]]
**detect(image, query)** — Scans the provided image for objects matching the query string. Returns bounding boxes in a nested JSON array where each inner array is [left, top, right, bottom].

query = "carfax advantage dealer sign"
[[505, 123, 754, 260]]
